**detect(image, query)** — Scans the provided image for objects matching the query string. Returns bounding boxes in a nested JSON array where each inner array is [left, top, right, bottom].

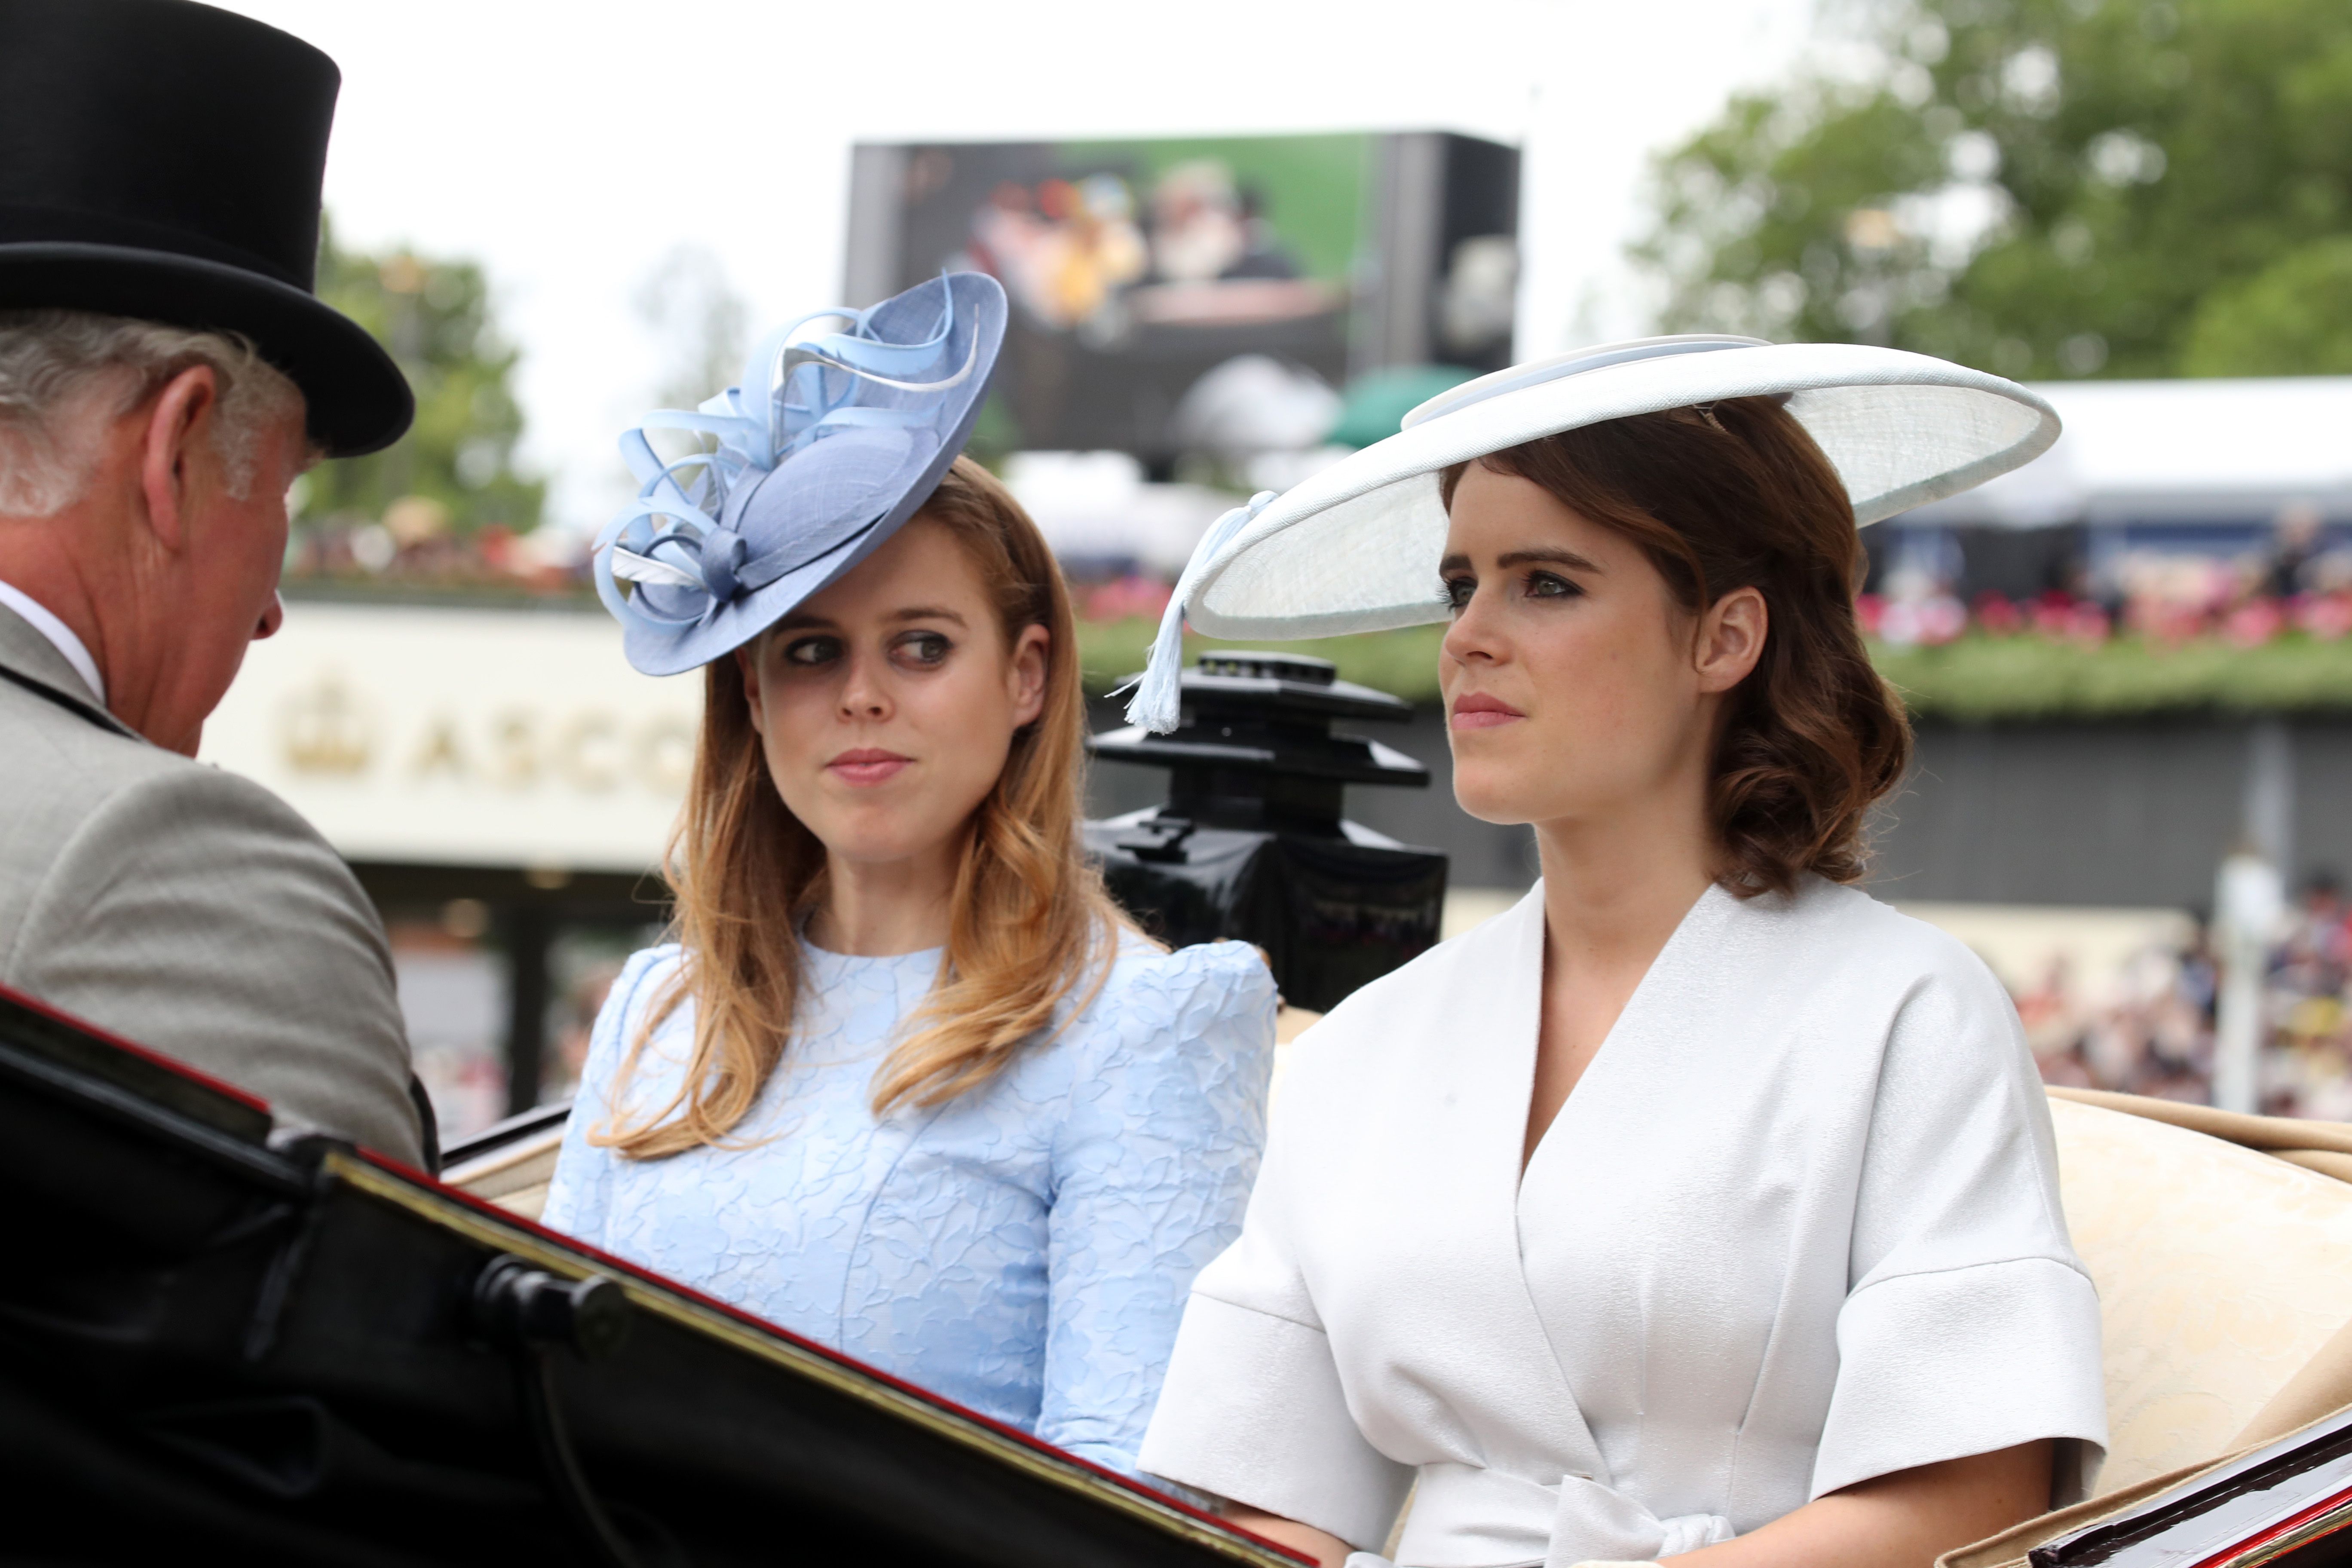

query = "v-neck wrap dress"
[[1139, 878, 2107, 1567]]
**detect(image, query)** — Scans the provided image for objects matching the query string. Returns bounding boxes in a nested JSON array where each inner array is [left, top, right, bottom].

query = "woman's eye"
[[782, 636, 841, 667], [1442, 576, 1475, 612], [894, 631, 952, 666], [1526, 570, 1582, 600]]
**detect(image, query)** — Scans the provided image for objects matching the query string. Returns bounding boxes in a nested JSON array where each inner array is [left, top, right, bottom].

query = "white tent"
[[1909, 377, 2352, 529], [999, 452, 1238, 578]]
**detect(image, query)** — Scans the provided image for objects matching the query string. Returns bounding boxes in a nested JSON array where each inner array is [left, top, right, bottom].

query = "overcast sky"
[[217, 0, 1820, 533]]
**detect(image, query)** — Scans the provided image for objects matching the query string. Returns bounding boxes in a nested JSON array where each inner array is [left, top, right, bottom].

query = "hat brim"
[[1185, 341, 2059, 643], [0, 242, 413, 456], [616, 271, 1010, 677]]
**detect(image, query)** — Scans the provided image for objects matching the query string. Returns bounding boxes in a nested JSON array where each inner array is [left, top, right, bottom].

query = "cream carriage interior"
[[445, 1059, 2352, 1568]]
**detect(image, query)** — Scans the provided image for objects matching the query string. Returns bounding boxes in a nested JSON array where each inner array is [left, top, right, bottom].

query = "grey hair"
[[0, 309, 309, 516]]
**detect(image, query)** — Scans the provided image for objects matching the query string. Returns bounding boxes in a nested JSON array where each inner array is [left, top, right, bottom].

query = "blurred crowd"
[[2022, 873, 2352, 1119], [2261, 875, 2352, 1119], [1864, 508, 2352, 650], [2020, 923, 2218, 1102], [285, 496, 592, 595], [395, 914, 642, 1142]]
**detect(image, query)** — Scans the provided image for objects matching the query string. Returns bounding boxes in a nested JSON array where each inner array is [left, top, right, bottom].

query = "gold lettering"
[[412, 716, 468, 779], [636, 717, 697, 796], [280, 674, 372, 775], [491, 713, 538, 789], [555, 714, 621, 793]]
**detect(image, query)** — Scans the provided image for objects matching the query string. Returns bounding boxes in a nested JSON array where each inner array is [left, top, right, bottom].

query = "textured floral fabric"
[[542, 933, 1275, 1480]]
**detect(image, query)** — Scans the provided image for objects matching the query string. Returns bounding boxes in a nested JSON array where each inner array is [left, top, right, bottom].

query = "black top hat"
[[0, 0, 413, 456]]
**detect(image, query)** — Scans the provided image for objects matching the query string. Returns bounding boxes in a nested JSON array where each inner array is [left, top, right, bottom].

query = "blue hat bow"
[[594, 275, 988, 640]]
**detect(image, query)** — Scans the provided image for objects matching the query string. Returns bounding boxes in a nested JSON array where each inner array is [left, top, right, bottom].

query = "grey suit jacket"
[[0, 605, 429, 1167]]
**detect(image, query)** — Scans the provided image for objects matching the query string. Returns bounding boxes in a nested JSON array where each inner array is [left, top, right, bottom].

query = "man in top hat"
[[0, 0, 434, 1167]]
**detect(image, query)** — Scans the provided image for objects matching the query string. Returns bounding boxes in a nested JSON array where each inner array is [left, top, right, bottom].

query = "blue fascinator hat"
[[594, 271, 1009, 675]]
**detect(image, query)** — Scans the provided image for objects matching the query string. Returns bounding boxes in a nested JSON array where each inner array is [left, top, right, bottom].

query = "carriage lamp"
[[1087, 652, 1448, 1014]]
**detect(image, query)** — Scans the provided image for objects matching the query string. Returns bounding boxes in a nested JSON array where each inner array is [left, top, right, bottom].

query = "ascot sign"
[[200, 599, 703, 873]]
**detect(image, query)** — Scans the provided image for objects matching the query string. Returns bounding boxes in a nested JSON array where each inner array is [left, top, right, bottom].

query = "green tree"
[[1638, 0, 2352, 379], [303, 217, 544, 533]]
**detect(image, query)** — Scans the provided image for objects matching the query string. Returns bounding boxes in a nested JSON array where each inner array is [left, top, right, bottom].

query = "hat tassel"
[[1119, 490, 1276, 734]]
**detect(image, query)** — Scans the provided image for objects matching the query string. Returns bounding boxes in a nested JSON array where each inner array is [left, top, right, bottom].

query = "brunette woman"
[[1129, 338, 2107, 1567], [544, 275, 1275, 1481]]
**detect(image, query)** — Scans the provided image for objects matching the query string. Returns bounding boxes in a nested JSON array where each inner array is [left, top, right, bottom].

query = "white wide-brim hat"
[[1123, 334, 2058, 731]]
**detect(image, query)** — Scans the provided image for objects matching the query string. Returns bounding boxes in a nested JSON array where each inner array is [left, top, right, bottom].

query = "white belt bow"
[[1545, 1475, 1734, 1564], [1345, 1471, 1735, 1568]]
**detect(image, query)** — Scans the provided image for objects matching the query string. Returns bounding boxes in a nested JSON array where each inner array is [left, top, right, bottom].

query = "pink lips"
[[1450, 692, 1526, 731], [827, 747, 912, 786]]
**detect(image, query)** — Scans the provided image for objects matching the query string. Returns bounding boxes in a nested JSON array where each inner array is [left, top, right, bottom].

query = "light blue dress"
[[541, 932, 1275, 1480]]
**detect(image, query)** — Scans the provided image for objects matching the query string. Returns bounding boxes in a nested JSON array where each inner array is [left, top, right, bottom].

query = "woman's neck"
[[1532, 769, 1718, 977], [807, 846, 959, 957], [1517, 767, 1719, 1169]]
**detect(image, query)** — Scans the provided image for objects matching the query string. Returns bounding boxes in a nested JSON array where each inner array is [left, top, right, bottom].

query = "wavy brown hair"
[[1440, 395, 1911, 897], [594, 456, 1128, 1159]]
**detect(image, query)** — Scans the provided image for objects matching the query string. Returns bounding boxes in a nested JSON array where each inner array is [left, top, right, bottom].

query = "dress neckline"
[[1517, 879, 1733, 1182], [800, 940, 945, 968]]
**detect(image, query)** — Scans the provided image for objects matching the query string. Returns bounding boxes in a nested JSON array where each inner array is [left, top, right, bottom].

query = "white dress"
[[1139, 878, 2107, 1567]]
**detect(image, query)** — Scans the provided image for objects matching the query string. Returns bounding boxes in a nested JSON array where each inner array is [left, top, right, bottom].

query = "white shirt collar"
[[0, 579, 106, 705]]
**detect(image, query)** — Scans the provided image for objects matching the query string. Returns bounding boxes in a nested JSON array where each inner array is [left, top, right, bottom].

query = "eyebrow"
[[1438, 547, 1604, 573], [773, 605, 970, 632]]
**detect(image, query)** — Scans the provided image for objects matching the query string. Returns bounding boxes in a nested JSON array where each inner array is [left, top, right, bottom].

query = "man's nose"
[[254, 589, 285, 641]]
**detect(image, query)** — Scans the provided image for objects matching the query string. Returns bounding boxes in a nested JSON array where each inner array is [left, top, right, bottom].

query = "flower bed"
[[1079, 599, 2352, 720]]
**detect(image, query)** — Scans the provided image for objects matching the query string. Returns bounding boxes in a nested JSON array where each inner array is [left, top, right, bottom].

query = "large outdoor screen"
[[844, 133, 1519, 467]]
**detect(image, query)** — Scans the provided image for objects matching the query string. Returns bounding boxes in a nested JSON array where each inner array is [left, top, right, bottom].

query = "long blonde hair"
[[594, 456, 1128, 1159]]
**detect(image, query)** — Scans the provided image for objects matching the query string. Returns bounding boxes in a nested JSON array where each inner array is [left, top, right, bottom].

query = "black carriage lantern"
[[1086, 652, 1448, 1014]]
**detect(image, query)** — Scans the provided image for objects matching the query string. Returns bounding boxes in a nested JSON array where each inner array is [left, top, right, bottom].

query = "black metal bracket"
[[472, 1254, 645, 1568], [1116, 815, 1197, 865]]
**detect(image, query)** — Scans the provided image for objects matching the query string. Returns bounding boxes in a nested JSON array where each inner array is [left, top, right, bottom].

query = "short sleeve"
[[1139, 1020, 1417, 1550], [1810, 949, 2109, 1503], [541, 947, 674, 1243], [1036, 941, 1276, 1480]]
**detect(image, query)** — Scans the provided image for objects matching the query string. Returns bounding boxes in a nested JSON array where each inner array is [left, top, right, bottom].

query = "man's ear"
[[1695, 585, 1767, 694], [1009, 623, 1050, 728], [137, 365, 221, 554]]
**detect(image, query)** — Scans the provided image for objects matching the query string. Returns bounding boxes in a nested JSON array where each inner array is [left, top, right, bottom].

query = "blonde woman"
[[542, 275, 1275, 1480]]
